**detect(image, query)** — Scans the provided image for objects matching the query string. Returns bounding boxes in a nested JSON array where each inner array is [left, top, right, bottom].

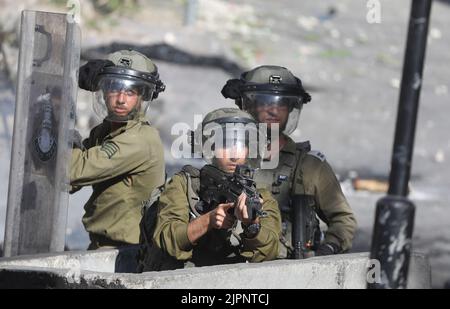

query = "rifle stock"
[[291, 194, 320, 259]]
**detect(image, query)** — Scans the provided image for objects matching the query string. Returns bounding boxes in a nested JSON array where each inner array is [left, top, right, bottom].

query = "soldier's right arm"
[[152, 174, 194, 261], [240, 189, 282, 262], [70, 127, 163, 186], [303, 157, 357, 252]]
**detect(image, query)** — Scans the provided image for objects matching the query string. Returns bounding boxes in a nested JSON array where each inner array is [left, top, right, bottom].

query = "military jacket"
[[152, 171, 282, 265], [254, 136, 357, 252], [70, 116, 165, 245]]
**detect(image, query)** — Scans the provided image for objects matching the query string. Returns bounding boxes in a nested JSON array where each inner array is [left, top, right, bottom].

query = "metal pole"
[[184, 0, 199, 26], [368, 0, 432, 289], [388, 0, 432, 197]]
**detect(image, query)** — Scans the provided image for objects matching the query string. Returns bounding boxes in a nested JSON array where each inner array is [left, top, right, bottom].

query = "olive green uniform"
[[152, 171, 282, 266], [70, 116, 165, 247], [255, 136, 357, 256]]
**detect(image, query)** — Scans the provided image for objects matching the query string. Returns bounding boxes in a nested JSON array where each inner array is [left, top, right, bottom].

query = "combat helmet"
[[192, 108, 264, 169], [221, 65, 311, 135], [93, 50, 165, 122]]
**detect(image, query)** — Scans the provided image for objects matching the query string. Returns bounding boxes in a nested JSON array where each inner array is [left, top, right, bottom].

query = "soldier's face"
[[255, 104, 289, 131], [106, 89, 141, 117], [213, 146, 249, 173]]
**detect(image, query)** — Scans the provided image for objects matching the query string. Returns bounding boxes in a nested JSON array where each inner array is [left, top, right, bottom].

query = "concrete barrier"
[[0, 251, 431, 288]]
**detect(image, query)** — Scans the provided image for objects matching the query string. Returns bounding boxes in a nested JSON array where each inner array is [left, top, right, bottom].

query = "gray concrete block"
[[0, 250, 431, 288]]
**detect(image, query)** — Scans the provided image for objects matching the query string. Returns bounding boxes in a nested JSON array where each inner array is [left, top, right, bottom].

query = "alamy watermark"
[[366, 0, 381, 24], [170, 115, 280, 169], [66, 0, 81, 24], [367, 259, 382, 284]]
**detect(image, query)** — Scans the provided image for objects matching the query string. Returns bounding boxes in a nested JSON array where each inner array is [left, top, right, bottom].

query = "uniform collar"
[[279, 135, 297, 154], [103, 114, 147, 138], [260, 135, 296, 169]]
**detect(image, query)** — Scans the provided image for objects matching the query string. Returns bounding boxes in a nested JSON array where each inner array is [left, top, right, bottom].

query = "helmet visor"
[[93, 77, 156, 122], [241, 92, 303, 135], [199, 122, 263, 169]]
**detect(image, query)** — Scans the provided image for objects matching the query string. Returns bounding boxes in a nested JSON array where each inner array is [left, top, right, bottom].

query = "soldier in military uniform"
[[221, 65, 357, 258], [70, 50, 166, 250], [138, 108, 281, 271]]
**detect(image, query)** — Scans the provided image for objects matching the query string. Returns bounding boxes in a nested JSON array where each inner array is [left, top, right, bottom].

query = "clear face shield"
[[196, 122, 264, 172], [93, 76, 156, 122], [241, 92, 303, 135]]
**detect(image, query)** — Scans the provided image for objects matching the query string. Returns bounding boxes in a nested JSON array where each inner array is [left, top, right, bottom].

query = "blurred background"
[[0, 0, 449, 287]]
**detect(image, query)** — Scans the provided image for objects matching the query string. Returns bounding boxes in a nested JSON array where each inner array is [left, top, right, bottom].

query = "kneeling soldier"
[[138, 108, 281, 271]]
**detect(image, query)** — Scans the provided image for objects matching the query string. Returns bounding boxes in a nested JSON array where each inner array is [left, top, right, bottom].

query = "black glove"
[[78, 59, 114, 91], [315, 243, 340, 256], [241, 222, 261, 239], [221, 78, 244, 100], [69, 184, 82, 194]]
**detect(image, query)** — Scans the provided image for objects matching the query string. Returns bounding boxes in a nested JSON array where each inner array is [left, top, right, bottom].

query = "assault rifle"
[[199, 165, 265, 220]]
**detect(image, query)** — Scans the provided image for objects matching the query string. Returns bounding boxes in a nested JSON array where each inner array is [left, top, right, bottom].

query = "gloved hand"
[[315, 243, 340, 256], [69, 129, 84, 150], [78, 59, 114, 91], [69, 184, 82, 194]]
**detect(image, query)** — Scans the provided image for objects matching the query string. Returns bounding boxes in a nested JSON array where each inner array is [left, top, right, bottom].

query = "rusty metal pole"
[[368, 0, 432, 289]]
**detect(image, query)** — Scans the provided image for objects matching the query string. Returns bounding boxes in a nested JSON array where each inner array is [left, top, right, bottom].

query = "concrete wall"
[[0, 250, 431, 289]]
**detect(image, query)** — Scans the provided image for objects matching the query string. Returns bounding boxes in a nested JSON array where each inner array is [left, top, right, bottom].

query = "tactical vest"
[[254, 141, 321, 258], [136, 181, 180, 273], [182, 165, 245, 265], [254, 141, 311, 217]]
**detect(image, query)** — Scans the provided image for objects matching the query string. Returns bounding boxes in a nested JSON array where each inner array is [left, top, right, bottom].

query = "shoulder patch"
[[181, 165, 200, 178], [100, 141, 119, 159], [295, 141, 311, 152], [307, 150, 326, 162]]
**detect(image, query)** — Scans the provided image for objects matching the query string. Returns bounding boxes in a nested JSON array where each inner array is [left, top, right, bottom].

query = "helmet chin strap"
[[106, 98, 144, 123]]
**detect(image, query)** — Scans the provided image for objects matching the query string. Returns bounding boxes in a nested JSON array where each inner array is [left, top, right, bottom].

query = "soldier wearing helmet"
[[137, 108, 281, 271], [222, 65, 357, 258], [70, 50, 166, 251]]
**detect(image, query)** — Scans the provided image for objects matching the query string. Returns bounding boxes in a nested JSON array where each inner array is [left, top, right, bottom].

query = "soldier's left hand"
[[234, 192, 254, 225], [315, 243, 340, 256], [69, 129, 84, 150]]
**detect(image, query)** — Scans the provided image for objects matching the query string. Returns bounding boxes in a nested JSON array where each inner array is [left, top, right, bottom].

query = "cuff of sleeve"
[[324, 234, 342, 251], [174, 224, 192, 251], [241, 225, 271, 249]]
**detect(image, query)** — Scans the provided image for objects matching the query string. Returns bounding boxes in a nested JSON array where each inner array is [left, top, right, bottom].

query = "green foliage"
[[48, 0, 68, 6], [319, 49, 351, 59], [48, 0, 140, 15], [232, 44, 257, 66], [303, 33, 321, 42], [376, 52, 400, 67], [91, 0, 139, 15]]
